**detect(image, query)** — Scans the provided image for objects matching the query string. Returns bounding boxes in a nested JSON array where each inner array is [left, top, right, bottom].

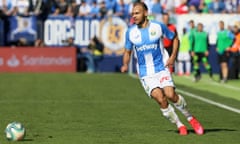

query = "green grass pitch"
[[0, 73, 239, 144]]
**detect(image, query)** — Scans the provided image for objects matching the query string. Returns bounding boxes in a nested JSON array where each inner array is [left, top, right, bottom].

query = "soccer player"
[[177, 28, 191, 76], [162, 12, 177, 73], [191, 23, 212, 82], [216, 21, 233, 83], [121, 2, 204, 135], [188, 20, 196, 51]]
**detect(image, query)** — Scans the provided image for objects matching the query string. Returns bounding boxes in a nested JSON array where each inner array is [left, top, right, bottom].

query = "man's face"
[[219, 22, 224, 30], [132, 5, 147, 25], [189, 21, 194, 28], [233, 26, 239, 33], [162, 15, 169, 25], [197, 24, 203, 31]]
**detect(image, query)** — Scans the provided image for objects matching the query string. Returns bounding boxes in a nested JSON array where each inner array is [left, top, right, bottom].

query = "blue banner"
[[8, 16, 37, 43], [44, 15, 100, 47], [43, 15, 128, 52]]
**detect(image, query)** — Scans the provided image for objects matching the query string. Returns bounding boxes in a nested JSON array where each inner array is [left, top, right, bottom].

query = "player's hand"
[[121, 65, 128, 73], [165, 57, 175, 68]]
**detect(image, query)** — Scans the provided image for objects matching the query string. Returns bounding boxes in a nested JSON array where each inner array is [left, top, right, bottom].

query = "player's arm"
[[167, 34, 179, 66], [169, 33, 179, 64], [121, 29, 133, 73], [121, 49, 132, 73]]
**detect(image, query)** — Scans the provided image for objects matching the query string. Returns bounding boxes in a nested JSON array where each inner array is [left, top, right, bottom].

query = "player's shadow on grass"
[[169, 128, 237, 134], [198, 128, 237, 134]]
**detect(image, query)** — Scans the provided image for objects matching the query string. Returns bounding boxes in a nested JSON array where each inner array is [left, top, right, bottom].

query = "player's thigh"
[[151, 87, 166, 102], [140, 76, 162, 98], [163, 86, 176, 100]]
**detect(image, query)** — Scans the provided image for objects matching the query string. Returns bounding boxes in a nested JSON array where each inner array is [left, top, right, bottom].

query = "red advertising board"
[[0, 47, 76, 72]]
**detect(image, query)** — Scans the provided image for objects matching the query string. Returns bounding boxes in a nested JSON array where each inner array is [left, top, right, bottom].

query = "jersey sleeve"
[[160, 23, 175, 40], [125, 29, 133, 50]]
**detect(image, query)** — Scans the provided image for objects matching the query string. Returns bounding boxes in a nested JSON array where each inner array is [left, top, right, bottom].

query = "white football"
[[5, 122, 26, 141]]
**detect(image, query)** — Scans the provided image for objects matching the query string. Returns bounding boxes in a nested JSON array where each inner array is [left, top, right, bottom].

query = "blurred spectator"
[[151, 0, 163, 16], [188, 0, 201, 12], [0, 0, 14, 17], [216, 21, 233, 83], [142, 0, 153, 13], [204, 0, 212, 5], [88, 36, 104, 72], [115, 0, 129, 20], [188, 4, 198, 13], [78, 0, 91, 17], [99, 1, 107, 19], [175, 0, 189, 14], [89, 0, 99, 18], [236, 4, 240, 13], [208, 0, 226, 13], [105, 0, 117, 14], [161, 0, 175, 12], [198, 1, 209, 13], [191, 23, 212, 82], [177, 28, 191, 76], [11, 0, 31, 16], [29, 0, 44, 16], [68, 0, 81, 17], [52, 0, 72, 16], [224, 0, 240, 13], [0, 0, 16, 46], [227, 24, 240, 79], [34, 38, 44, 47], [17, 37, 30, 46]]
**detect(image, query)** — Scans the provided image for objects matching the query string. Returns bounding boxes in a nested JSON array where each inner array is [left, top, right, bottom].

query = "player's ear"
[[144, 10, 148, 17]]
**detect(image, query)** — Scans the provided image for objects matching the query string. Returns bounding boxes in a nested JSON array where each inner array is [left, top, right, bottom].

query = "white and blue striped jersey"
[[125, 20, 175, 78]]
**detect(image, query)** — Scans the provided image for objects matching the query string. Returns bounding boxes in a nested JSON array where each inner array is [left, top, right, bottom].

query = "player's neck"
[[138, 19, 149, 28]]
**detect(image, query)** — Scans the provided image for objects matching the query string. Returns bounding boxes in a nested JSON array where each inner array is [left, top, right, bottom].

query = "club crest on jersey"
[[134, 34, 140, 39], [150, 31, 156, 36]]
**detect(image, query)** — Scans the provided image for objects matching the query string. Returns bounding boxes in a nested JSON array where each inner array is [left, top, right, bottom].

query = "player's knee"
[[151, 88, 166, 103], [164, 89, 177, 102], [165, 91, 175, 99]]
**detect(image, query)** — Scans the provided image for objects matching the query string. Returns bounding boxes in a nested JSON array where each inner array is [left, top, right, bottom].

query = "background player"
[[191, 23, 212, 82], [162, 12, 177, 73], [216, 21, 233, 83], [177, 28, 191, 76], [121, 2, 204, 135]]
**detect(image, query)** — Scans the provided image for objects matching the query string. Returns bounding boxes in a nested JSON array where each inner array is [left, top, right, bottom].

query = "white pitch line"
[[129, 74, 240, 114], [183, 76, 240, 91], [176, 89, 240, 114]]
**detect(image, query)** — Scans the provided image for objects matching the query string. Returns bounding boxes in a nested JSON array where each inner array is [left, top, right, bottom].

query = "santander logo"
[[7, 55, 20, 67]]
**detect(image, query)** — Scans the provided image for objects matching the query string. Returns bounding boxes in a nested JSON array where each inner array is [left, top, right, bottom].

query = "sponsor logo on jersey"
[[136, 44, 158, 51]]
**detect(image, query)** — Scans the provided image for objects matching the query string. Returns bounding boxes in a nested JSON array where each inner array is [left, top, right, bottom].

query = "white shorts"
[[140, 69, 175, 97], [177, 52, 191, 61]]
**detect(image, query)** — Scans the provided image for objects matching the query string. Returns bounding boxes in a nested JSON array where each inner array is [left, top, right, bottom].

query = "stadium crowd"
[[0, 0, 239, 80], [1, 0, 240, 46]]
